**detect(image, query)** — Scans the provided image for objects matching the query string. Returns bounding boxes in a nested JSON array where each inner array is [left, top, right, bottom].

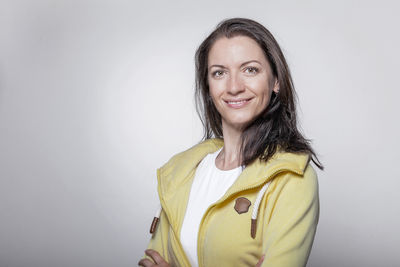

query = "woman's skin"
[[138, 249, 265, 267], [139, 35, 278, 267], [138, 249, 170, 267], [208, 35, 279, 171]]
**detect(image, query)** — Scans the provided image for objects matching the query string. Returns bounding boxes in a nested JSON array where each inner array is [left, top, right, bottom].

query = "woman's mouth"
[[225, 98, 252, 109]]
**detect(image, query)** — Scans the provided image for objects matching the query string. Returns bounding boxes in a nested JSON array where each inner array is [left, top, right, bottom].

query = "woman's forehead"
[[208, 36, 267, 66]]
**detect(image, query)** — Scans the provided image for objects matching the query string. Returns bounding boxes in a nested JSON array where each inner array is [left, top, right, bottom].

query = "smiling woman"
[[139, 18, 323, 267], [207, 35, 279, 138]]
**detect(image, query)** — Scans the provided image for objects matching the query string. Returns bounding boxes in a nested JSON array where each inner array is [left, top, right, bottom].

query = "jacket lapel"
[[223, 150, 310, 199], [156, 139, 223, 236], [156, 138, 310, 237]]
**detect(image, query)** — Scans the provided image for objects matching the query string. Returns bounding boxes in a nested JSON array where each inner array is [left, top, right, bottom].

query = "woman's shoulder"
[[156, 139, 224, 192], [270, 158, 319, 202], [261, 149, 319, 198]]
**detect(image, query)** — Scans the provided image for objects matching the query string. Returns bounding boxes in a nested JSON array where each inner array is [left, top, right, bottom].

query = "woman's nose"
[[227, 73, 245, 95]]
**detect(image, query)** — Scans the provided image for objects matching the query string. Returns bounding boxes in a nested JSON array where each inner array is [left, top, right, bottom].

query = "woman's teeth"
[[228, 100, 247, 104]]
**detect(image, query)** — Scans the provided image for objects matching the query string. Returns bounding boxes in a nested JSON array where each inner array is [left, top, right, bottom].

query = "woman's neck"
[[215, 123, 243, 170]]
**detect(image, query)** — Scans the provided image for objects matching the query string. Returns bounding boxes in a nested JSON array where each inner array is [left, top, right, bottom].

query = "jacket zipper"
[[197, 168, 302, 267]]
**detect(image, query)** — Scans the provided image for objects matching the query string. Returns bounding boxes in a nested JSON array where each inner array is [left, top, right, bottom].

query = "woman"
[[139, 17, 323, 267]]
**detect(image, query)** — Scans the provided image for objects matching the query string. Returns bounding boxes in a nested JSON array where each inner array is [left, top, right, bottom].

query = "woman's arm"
[[260, 164, 320, 267]]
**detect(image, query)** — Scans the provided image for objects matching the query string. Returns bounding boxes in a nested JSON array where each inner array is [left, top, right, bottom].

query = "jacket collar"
[[157, 138, 310, 199]]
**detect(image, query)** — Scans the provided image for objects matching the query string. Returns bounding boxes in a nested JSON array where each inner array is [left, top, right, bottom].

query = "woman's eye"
[[212, 70, 224, 78], [244, 67, 259, 74]]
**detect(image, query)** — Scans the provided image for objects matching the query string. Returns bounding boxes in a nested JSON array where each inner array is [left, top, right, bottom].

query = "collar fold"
[[157, 138, 310, 199]]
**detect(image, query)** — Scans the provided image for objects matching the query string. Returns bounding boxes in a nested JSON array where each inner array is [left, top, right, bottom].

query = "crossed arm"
[[139, 166, 319, 267]]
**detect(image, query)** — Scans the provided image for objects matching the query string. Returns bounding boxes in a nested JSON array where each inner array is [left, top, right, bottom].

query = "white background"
[[1, 0, 399, 266]]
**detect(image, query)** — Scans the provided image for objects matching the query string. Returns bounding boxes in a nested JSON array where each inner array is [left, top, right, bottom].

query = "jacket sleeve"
[[261, 164, 320, 267], [141, 208, 170, 263]]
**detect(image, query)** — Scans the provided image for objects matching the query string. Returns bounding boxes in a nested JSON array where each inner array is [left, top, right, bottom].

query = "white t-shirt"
[[180, 147, 243, 267]]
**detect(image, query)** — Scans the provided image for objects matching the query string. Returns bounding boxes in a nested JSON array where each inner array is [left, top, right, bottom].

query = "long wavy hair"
[[194, 17, 324, 170]]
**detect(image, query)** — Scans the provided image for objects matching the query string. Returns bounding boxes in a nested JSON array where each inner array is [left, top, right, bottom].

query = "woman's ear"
[[272, 78, 279, 94]]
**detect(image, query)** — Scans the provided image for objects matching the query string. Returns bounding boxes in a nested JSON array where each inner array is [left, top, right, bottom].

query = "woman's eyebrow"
[[208, 64, 226, 70], [208, 60, 262, 70], [240, 60, 262, 67]]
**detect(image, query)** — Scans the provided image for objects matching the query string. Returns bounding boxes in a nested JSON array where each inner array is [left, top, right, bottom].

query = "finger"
[[138, 258, 154, 267], [255, 254, 265, 267], [145, 249, 165, 264]]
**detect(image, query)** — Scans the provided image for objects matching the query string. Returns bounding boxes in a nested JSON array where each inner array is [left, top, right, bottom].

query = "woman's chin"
[[222, 120, 252, 132]]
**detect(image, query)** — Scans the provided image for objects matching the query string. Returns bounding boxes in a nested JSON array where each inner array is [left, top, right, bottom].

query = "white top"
[[180, 147, 243, 267]]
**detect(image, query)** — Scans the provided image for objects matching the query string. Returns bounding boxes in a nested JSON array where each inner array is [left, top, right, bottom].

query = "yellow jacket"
[[144, 138, 319, 267]]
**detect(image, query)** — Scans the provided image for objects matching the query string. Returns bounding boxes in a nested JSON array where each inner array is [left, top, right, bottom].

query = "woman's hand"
[[138, 249, 262, 267], [255, 254, 265, 267], [138, 249, 170, 267]]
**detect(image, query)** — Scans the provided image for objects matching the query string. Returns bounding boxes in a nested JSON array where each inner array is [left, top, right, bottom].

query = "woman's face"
[[207, 35, 279, 132]]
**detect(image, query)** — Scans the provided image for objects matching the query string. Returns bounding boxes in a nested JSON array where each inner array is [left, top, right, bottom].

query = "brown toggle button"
[[234, 197, 251, 214], [150, 217, 159, 234]]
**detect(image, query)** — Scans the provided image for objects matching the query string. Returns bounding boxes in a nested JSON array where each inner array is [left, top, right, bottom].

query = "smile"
[[224, 98, 252, 109]]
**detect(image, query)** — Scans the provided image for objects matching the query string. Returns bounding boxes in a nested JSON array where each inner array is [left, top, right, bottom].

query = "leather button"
[[234, 197, 251, 214]]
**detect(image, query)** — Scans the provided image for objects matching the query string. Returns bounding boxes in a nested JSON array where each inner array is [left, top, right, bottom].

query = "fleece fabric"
[[143, 138, 319, 267]]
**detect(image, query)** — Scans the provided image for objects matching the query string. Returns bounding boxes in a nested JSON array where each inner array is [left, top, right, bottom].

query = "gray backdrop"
[[1, 0, 399, 266]]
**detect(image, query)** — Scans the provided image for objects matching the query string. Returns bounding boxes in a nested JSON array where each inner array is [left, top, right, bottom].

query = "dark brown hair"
[[194, 17, 324, 170]]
